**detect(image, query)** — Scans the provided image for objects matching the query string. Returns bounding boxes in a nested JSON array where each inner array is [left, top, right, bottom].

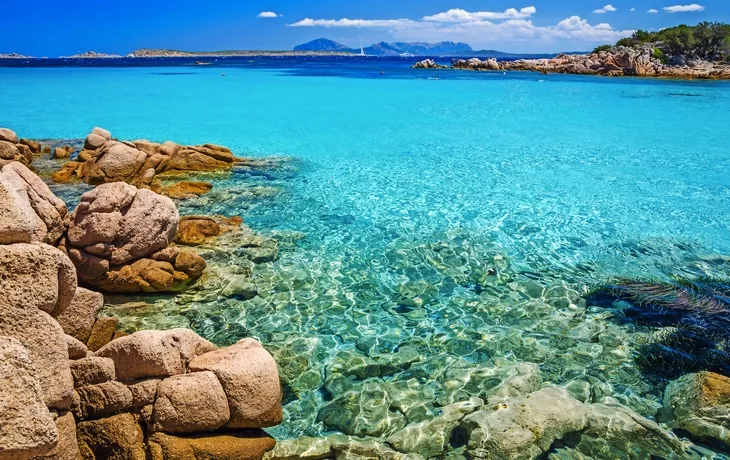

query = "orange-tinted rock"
[[51, 161, 83, 183], [53, 147, 69, 160], [163, 181, 213, 199], [148, 430, 276, 460], [76, 413, 146, 459], [86, 316, 119, 352], [175, 216, 221, 245]]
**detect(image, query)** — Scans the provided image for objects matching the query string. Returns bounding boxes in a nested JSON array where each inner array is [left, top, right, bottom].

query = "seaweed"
[[586, 278, 730, 382]]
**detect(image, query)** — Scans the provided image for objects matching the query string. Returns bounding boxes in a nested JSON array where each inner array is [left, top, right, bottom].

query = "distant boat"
[[359, 38, 366, 56], [400, 52, 415, 58], [194, 61, 211, 66]]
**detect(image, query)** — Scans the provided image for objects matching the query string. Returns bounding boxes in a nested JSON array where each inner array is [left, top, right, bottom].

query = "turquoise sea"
[[2, 57, 730, 455]]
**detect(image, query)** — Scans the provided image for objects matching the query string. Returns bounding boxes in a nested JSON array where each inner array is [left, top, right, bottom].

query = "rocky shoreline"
[[413, 44, 730, 80], [3, 126, 730, 459]]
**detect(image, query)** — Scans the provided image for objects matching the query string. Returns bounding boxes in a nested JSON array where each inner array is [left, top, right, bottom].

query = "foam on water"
[[3, 59, 730, 453]]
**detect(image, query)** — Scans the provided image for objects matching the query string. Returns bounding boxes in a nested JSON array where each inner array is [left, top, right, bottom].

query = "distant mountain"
[[363, 41, 472, 56], [292, 38, 569, 58], [294, 39, 353, 53]]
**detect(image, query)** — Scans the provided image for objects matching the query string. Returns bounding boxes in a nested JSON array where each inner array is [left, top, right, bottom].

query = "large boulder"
[[56, 287, 104, 344], [148, 431, 276, 460], [0, 337, 59, 459], [0, 127, 19, 143], [0, 243, 77, 317], [96, 328, 217, 381], [67, 182, 178, 265], [82, 141, 148, 185], [152, 371, 230, 434], [34, 411, 79, 460], [0, 303, 74, 410], [70, 356, 116, 387], [73, 381, 134, 420], [0, 161, 68, 245], [663, 372, 730, 447], [189, 338, 283, 429], [76, 413, 146, 460]]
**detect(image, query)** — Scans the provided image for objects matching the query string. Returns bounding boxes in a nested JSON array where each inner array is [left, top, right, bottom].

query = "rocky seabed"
[[2, 126, 730, 459]]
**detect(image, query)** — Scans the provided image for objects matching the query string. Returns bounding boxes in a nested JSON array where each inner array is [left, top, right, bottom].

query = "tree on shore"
[[594, 22, 730, 61]]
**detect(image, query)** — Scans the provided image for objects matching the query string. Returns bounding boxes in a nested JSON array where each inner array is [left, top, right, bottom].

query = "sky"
[[1, 1, 727, 56]]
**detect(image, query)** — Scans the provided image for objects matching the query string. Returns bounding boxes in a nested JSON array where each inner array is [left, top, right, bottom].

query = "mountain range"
[[294, 38, 559, 58]]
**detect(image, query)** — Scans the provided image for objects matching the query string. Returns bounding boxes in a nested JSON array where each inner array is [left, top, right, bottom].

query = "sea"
[[2, 55, 730, 456]]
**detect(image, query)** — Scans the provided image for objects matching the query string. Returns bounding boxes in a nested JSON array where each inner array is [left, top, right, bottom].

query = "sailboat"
[[359, 38, 366, 56]]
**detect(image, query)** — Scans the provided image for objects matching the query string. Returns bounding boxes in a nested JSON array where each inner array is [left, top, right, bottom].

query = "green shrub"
[[652, 47, 667, 63], [592, 44, 612, 54], [616, 37, 635, 47]]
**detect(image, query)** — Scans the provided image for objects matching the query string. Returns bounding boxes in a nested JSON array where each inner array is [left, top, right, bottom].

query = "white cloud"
[[288, 18, 415, 28], [258, 11, 279, 18], [593, 4, 617, 14], [422, 6, 537, 22], [287, 9, 634, 50], [663, 4, 705, 12], [630, 7, 636, 11], [647, 8, 659, 13]]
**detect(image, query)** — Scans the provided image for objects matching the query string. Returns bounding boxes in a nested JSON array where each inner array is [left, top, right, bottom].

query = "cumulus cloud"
[[258, 11, 279, 18], [287, 8, 634, 48], [663, 4, 705, 12], [630, 7, 636, 12], [423, 6, 537, 22], [593, 5, 618, 14], [648, 8, 659, 13]]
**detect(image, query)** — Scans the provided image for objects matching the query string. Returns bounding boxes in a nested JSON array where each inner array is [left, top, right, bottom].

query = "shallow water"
[[2, 58, 730, 454]]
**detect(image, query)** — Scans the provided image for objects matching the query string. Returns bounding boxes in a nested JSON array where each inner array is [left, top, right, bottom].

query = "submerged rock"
[[663, 372, 730, 447]]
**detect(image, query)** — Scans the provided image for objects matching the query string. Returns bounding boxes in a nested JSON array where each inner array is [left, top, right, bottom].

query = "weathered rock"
[[91, 127, 112, 141], [19, 138, 41, 154], [51, 161, 83, 183], [148, 431, 276, 460], [56, 287, 104, 344], [82, 141, 147, 184], [664, 372, 730, 447], [167, 147, 232, 172], [16, 143, 33, 163], [76, 413, 146, 460], [0, 161, 69, 245], [189, 338, 283, 429], [0, 303, 74, 410], [84, 133, 107, 151], [65, 335, 89, 360], [221, 275, 258, 300], [0, 336, 59, 459], [53, 147, 69, 160], [163, 181, 213, 199], [0, 127, 19, 143], [96, 328, 217, 381], [73, 381, 133, 420], [86, 316, 119, 352], [175, 216, 221, 245], [32, 411, 79, 460], [0, 141, 21, 161], [68, 182, 178, 266], [70, 357, 116, 387], [152, 371, 230, 434], [125, 378, 160, 408], [0, 243, 76, 317]]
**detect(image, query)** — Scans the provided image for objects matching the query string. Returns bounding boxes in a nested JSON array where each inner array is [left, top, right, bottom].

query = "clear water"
[[3, 58, 730, 453]]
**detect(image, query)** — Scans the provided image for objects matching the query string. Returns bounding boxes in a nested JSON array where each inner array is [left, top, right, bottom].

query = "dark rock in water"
[[587, 279, 730, 382]]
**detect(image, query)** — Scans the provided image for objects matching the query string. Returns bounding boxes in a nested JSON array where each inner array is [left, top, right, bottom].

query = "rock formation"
[[0, 161, 69, 245], [411, 59, 447, 69], [0, 164, 283, 459], [52, 127, 237, 187], [63, 181, 207, 293], [415, 46, 730, 79]]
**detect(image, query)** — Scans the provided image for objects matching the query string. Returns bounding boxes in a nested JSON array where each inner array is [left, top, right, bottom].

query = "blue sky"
[[1, 1, 727, 55]]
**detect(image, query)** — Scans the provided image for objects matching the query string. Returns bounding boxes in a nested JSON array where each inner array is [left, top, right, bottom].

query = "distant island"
[[413, 22, 730, 80], [294, 38, 562, 58]]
